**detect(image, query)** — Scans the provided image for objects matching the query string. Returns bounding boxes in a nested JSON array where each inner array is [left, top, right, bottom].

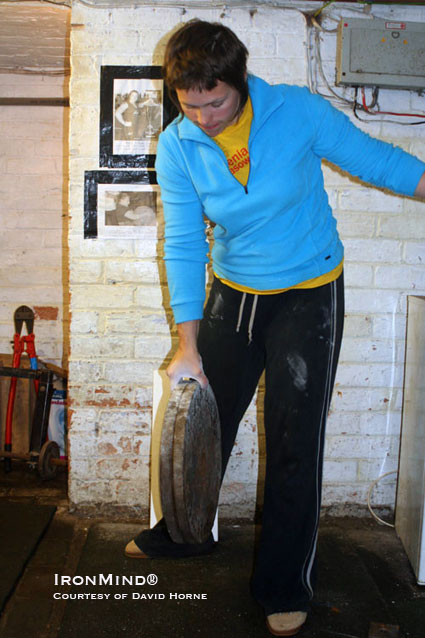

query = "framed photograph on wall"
[[99, 66, 178, 168], [84, 170, 160, 239]]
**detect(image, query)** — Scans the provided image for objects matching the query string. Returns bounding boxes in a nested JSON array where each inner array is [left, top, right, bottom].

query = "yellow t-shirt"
[[213, 98, 343, 294], [213, 97, 252, 187]]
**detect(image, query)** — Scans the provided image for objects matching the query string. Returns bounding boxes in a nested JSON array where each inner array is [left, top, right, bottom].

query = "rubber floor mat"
[[0, 502, 56, 612]]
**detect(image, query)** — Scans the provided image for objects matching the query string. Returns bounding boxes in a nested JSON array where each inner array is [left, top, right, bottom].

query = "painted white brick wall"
[[68, 1, 425, 517], [0, 73, 69, 367]]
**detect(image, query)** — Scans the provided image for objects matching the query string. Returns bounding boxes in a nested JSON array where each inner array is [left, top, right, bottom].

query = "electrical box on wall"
[[336, 18, 425, 90]]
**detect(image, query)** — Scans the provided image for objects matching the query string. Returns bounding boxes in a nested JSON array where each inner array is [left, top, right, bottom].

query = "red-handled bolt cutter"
[[4, 306, 39, 472]]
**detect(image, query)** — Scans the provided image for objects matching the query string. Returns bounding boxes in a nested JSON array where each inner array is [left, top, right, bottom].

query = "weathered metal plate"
[[159, 382, 184, 543], [160, 380, 221, 544]]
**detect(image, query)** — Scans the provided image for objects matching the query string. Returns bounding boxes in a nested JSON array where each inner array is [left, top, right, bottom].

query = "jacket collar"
[[176, 75, 286, 143]]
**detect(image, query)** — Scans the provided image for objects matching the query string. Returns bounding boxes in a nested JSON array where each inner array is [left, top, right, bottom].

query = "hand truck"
[[1, 306, 67, 478]]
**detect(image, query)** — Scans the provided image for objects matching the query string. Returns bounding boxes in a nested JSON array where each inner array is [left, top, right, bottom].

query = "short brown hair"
[[163, 20, 249, 114]]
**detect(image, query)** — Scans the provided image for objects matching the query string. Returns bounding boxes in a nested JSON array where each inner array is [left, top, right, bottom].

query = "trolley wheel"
[[38, 440, 60, 480]]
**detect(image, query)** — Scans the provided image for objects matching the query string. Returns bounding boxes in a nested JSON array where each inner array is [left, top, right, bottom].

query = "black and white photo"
[[99, 66, 177, 168], [84, 170, 159, 238]]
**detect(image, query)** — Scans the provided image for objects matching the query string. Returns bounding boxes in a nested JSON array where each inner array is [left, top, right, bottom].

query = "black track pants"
[[198, 273, 344, 614], [135, 273, 344, 614]]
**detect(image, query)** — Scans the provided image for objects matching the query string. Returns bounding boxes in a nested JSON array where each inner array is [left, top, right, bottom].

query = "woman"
[[125, 20, 425, 637]]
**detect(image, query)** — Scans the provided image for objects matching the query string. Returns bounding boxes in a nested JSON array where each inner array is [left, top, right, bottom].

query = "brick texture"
[[0, 72, 68, 368], [68, 1, 425, 516]]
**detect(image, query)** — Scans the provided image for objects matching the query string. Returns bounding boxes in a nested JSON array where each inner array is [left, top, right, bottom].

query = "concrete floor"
[[0, 461, 424, 638]]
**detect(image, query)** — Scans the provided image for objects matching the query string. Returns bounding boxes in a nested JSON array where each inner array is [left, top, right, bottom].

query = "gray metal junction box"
[[336, 17, 425, 90]]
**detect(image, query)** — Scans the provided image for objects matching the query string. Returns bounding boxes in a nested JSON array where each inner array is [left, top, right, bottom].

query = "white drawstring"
[[247, 294, 258, 344], [236, 292, 247, 333], [235, 292, 258, 344]]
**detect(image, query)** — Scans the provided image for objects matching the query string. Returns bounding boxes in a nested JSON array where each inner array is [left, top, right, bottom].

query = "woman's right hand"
[[166, 320, 209, 390]]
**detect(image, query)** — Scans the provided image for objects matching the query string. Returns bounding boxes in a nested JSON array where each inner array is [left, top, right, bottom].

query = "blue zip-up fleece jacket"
[[155, 75, 425, 324]]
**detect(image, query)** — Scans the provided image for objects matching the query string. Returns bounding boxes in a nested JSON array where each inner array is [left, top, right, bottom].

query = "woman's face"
[[129, 91, 139, 104], [176, 81, 241, 137], [119, 194, 130, 207]]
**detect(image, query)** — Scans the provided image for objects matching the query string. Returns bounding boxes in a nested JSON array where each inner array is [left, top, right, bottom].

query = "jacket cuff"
[[172, 301, 204, 325]]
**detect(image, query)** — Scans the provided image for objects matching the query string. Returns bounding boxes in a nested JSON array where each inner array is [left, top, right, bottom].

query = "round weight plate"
[[159, 382, 186, 544], [160, 380, 221, 544], [38, 440, 60, 480], [173, 382, 221, 543]]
